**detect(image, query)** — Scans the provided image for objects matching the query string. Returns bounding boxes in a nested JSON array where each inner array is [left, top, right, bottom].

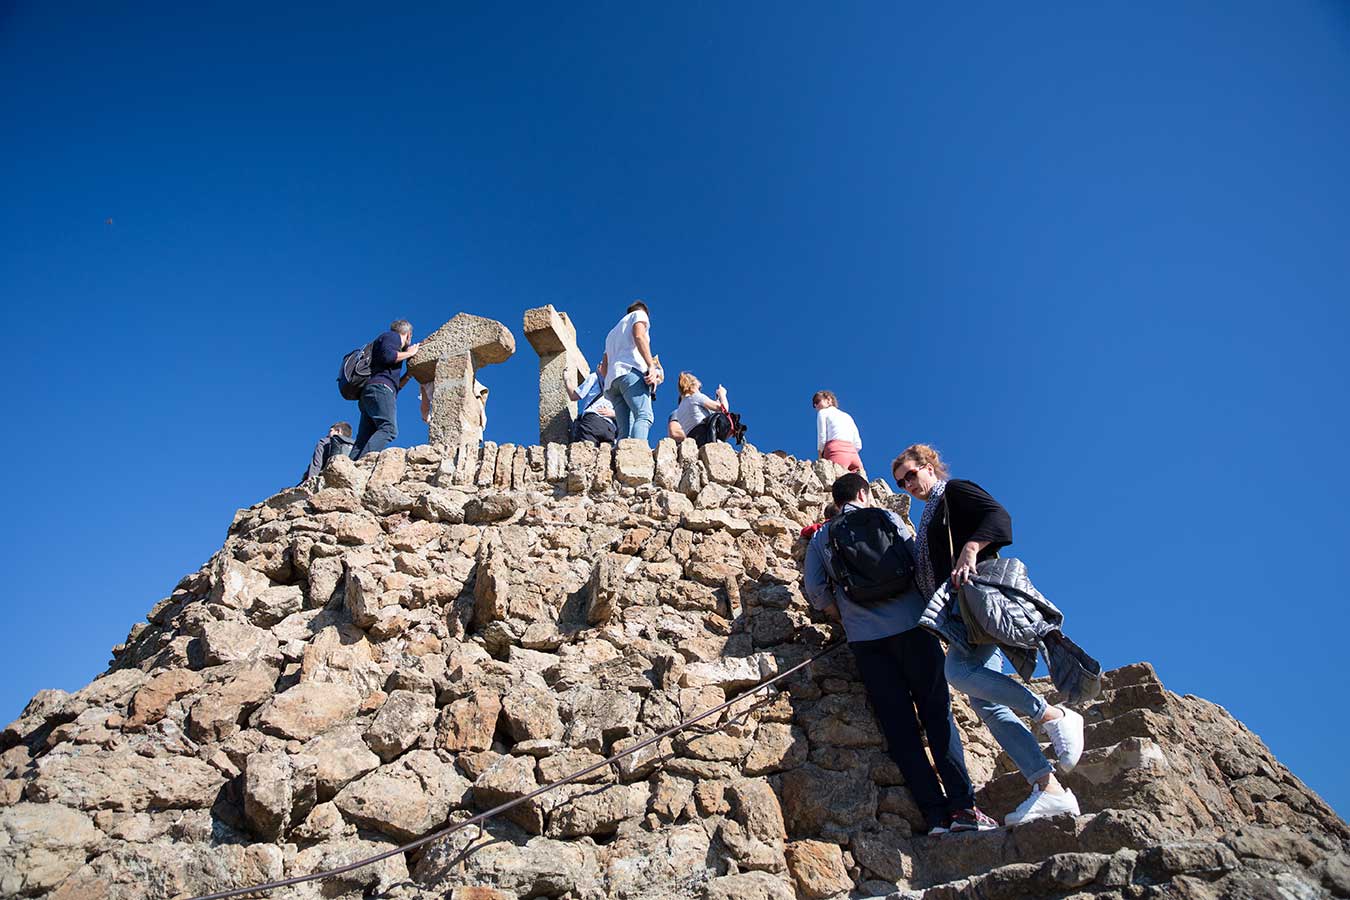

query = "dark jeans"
[[353, 383, 397, 459], [851, 628, 975, 828]]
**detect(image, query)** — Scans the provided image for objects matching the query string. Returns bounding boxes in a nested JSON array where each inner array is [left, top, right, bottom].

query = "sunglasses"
[[895, 465, 927, 487]]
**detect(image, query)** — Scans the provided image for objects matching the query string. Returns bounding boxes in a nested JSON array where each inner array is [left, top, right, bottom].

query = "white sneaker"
[[1041, 706, 1084, 771], [1005, 787, 1081, 826]]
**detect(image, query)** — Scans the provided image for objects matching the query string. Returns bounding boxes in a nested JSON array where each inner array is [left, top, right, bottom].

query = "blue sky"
[[2, 3, 1347, 814]]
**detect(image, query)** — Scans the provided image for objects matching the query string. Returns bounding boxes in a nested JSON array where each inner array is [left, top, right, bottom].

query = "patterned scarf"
[[914, 479, 949, 601]]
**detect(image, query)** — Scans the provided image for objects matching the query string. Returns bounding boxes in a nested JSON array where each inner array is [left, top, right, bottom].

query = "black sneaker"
[[949, 807, 998, 832], [926, 817, 951, 836]]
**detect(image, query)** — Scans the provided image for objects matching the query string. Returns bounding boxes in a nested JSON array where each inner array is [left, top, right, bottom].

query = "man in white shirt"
[[599, 301, 663, 445]]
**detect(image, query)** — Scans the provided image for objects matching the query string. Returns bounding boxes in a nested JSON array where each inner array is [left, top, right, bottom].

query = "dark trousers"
[[850, 628, 975, 828], [353, 383, 398, 459], [572, 412, 617, 445]]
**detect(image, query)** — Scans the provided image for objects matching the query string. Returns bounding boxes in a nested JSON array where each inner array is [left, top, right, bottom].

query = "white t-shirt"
[[671, 391, 716, 434], [603, 310, 650, 389], [816, 406, 861, 452]]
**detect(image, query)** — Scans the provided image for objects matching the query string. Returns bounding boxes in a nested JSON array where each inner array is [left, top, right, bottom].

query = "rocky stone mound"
[[1, 439, 1345, 900]]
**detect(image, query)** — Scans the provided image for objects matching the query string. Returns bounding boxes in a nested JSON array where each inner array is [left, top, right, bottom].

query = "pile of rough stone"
[[1, 438, 1346, 900]]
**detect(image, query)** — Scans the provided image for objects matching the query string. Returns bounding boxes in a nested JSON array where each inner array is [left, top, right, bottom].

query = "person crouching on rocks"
[[892, 443, 1084, 826], [804, 472, 997, 835], [299, 421, 353, 485], [669, 372, 731, 446]]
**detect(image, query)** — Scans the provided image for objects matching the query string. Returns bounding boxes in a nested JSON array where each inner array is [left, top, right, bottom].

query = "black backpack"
[[338, 342, 375, 400], [827, 507, 916, 606]]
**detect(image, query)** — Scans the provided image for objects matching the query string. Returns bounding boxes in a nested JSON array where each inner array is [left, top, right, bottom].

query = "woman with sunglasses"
[[891, 443, 1085, 827]]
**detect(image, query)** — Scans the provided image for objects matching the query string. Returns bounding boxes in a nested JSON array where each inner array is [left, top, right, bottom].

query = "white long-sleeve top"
[[816, 406, 862, 452]]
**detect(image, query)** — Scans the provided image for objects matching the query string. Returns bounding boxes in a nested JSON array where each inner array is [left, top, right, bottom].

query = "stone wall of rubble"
[[1, 438, 1347, 900]]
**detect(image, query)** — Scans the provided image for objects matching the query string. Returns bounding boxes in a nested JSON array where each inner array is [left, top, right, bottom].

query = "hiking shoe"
[[948, 807, 998, 832], [926, 820, 950, 836], [1005, 787, 1080, 826], [1041, 706, 1084, 771]]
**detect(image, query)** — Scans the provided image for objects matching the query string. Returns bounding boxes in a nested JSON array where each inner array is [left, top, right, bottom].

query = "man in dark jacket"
[[351, 319, 421, 459], [299, 421, 353, 484], [803, 472, 996, 835]]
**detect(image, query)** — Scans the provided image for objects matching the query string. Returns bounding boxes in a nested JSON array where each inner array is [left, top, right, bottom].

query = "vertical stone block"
[[476, 442, 498, 487]]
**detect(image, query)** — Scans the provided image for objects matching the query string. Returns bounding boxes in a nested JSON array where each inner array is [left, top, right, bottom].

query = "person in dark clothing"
[[893, 443, 1085, 827], [299, 421, 353, 485], [351, 320, 420, 459], [803, 472, 996, 835]]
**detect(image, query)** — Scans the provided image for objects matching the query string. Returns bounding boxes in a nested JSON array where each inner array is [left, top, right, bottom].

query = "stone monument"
[[407, 313, 515, 450], [523, 304, 591, 445]]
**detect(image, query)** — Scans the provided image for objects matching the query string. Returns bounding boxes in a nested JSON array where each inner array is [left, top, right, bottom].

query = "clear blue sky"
[[2, 3, 1347, 814]]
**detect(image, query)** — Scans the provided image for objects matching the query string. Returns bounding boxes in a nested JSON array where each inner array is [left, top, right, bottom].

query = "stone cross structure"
[[407, 313, 515, 450], [524, 304, 591, 446]]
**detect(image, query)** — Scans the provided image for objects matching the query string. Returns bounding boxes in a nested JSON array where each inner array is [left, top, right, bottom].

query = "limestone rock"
[[364, 690, 437, 761], [613, 439, 656, 485], [0, 802, 100, 897], [682, 509, 752, 535], [786, 840, 853, 899], [27, 750, 224, 812], [256, 682, 362, 741], [705, 870, 795, 900], [700, 441, 740, 484], [125, 668, 203, 730], [302, 723, 382, 799], [200, 620, 280, 667], [501, 684, 563, 743], [438, 693, 502, 752], [333, 749, 469, 840], [243, 750, 317, 840], [186, 663, 277, 742], [546, 781, 649, 838]]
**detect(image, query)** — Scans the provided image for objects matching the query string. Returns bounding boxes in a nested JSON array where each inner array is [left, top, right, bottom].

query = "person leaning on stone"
[[892, 443, 1085, 827], [567, 359, 617, 445], [803, 472, 996, 835], [351, 319, 421, 459], [599, 301, 662, 445], [299, 421, 353, 485]]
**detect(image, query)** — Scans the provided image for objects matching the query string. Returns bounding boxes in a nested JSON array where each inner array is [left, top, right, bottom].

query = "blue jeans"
[[944, 642, 1054, 785], [353, 383, 398, 459], [606, 372, 653, 444]]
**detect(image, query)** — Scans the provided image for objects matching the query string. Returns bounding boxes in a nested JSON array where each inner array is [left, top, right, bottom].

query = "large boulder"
[[333, 750, 469, 841], [256, 682, 362, 741]]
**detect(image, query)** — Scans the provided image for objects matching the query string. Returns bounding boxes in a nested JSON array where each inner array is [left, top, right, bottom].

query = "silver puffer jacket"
[[919, 557, 1102, 704]]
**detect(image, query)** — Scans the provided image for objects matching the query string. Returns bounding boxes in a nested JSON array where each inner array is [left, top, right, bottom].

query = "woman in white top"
[[813, 389, 863, 473]]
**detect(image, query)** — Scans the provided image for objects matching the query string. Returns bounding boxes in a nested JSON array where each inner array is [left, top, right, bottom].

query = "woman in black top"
[[892, 443, 1085, 827]]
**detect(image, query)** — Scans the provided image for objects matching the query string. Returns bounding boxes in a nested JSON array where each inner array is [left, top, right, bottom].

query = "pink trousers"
[[822, 440, 863, 473]]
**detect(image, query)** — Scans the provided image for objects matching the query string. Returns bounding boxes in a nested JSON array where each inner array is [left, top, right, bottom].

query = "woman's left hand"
[[952, 546, 980, 586]]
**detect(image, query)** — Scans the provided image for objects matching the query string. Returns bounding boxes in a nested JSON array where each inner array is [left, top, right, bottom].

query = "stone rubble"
[[0, 437, 1344, 900]]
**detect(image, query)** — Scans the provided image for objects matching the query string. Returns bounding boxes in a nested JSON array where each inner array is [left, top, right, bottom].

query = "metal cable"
[[187, 639, 844, 900]]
